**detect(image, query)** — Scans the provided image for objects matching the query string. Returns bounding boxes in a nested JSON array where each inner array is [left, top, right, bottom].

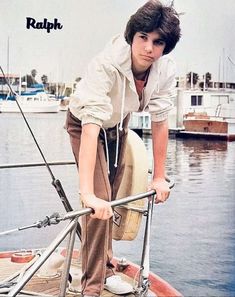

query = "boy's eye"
[[140, 35, 147, 40], [154, 39, 166, 46]]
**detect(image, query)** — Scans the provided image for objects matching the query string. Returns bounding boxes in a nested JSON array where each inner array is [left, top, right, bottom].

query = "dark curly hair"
[[124, 0, 181, 55]]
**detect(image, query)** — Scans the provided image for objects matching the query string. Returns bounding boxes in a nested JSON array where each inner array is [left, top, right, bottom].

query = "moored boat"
[[0, 90, 60, 113], [178, 102, 235, 141], [128, 87, 235, 141]]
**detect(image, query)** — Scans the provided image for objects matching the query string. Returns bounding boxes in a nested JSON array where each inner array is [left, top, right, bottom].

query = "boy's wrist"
[[79, 192, 96, 202]]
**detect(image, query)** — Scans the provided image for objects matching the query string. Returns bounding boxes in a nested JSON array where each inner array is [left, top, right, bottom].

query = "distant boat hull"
[[178, 113, 235, 141]]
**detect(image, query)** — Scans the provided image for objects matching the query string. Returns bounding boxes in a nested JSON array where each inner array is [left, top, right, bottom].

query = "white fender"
[[113, 129, 149, 241], [37, 252, 65, 278]]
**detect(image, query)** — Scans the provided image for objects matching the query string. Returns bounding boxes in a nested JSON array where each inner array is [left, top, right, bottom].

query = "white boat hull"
[[0, 100, 60, 113]]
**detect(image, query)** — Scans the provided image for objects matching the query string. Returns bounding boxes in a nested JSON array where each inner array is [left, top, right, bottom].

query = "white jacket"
[[69, 34, 176, 129]]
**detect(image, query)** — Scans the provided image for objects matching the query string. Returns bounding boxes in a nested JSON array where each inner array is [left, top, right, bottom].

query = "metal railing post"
[[59, 218, 78, 297], [8, 219, 78, 297], [135, 195, 154, 296]]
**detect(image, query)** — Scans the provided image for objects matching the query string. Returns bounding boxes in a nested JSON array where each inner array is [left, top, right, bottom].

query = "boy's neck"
[[132, 67, 150, 81]]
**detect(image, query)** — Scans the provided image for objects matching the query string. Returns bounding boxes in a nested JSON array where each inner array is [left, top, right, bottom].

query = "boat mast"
[[190, 71, 193, 90], [218, 56, 221, 90], [223, 48, 226, 90], [7, 37, 9, 79], [19, 73, 22, 96], [203, 73, 206, 92]]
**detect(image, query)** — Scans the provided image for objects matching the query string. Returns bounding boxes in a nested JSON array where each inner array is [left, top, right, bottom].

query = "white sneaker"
[[104, 275, 133, 295]]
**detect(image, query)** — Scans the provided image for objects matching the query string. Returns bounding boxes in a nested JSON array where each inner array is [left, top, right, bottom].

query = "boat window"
[[191, 95, 203, 106], [27, 97, 33, 101]]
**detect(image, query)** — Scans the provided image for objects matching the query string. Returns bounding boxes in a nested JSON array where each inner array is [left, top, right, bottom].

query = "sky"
[[0, 0, 235, 84]]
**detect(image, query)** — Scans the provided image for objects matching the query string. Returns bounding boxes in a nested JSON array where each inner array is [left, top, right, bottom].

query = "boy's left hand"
[[148, 178, 170, 204]]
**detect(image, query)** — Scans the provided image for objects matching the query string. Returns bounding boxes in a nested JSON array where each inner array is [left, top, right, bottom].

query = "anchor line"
[[0, 66, 82, 240]]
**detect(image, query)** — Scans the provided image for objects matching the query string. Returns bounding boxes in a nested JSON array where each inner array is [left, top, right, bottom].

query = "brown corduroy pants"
[[66, 111, 129, 296]]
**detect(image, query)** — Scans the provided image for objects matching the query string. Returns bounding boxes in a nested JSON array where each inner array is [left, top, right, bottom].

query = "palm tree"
[[199, 72, 212, 90], [41, 74, 48, 90], [22, 69, 38, 87], [41, 74, 48, 84], [73, 77, 82, 90], [31, 69, 37, 79], [186, 72, 199, 88], [205, 72, 212, 86], [75, 77, 81, 83]]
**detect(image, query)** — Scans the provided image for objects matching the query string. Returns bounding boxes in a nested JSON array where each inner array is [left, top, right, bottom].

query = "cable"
[[0, 66, 81, 240]]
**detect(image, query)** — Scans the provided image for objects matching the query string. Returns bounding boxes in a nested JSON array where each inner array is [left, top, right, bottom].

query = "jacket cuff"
[[151, 111, 169, 122], [81, 114, 103, 127]]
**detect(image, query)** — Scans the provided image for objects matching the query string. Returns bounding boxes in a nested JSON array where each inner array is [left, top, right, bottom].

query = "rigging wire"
[[228, 56, 235, 67], [0, 65, 81, 240], [0, 66, 55, 180]]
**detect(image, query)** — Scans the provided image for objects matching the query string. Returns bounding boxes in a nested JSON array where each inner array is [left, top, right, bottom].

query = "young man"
[[66, 1, 181, 296]]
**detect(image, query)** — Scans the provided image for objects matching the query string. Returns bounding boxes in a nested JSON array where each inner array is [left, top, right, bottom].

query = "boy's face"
[[131, 31, 166, 73]]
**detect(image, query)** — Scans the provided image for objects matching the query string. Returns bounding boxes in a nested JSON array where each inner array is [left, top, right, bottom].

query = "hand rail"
[[0, 180, 174, 236], [0, 160, 76, 169], [61, 180, 175, 221]]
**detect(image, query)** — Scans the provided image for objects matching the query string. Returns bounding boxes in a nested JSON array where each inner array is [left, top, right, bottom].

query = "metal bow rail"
[[0, 184, 174, 297]]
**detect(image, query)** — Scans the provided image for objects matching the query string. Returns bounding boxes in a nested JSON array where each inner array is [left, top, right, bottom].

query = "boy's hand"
[[80, 193, 113, 220]]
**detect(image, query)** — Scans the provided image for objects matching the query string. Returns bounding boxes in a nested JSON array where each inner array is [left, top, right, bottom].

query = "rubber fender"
[[113, 129, 149, 241]]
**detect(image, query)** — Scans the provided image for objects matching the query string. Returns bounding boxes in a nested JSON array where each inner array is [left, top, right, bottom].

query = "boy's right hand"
[[80, 193, 113, 220]]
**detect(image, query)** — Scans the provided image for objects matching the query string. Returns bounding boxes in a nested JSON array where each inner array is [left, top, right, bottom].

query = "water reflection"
[[181, 138, 228, 151], [132, 135, 235, 297]]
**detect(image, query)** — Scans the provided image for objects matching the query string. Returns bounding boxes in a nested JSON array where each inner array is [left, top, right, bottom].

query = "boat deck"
[[0, 254, 138, 297], [0, 249, 182, 297]]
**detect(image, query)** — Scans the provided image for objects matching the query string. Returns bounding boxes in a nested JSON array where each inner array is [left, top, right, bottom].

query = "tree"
[[41, 74, 49, 90], [199, 72, 212, 90], [41, 74, 48, 84], [74, 77, 82, 90], [22, 69, 38, 87], [31, 69, 37, 79], [75, 77, 81, 83], [187, 72, 199, 88], [205, 72, 212, 85]]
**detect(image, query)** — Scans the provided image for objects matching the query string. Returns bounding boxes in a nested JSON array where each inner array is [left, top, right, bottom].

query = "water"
[[0, 112, 235, 296]]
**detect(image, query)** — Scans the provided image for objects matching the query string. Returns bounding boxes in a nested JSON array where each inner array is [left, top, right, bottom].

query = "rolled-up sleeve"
[[148, 59, 177, 122], [69, 56, 115, 127]]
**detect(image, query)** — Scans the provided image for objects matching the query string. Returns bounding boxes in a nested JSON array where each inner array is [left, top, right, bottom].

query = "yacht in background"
[[0, 79, 60, 113], [129, 82, 235, 141]]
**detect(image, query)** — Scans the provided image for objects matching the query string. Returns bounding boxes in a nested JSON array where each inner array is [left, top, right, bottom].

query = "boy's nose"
[[144, 43, 153, 53]]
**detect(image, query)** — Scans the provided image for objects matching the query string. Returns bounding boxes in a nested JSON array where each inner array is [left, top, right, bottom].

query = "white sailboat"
[[0, 84, 60, 113]]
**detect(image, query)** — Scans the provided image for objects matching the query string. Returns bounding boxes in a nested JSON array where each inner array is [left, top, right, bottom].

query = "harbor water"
[[0, 112, 234, 296]]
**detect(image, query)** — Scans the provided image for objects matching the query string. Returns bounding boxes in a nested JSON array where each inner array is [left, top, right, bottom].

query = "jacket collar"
[[107, 34, 134, 82]]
